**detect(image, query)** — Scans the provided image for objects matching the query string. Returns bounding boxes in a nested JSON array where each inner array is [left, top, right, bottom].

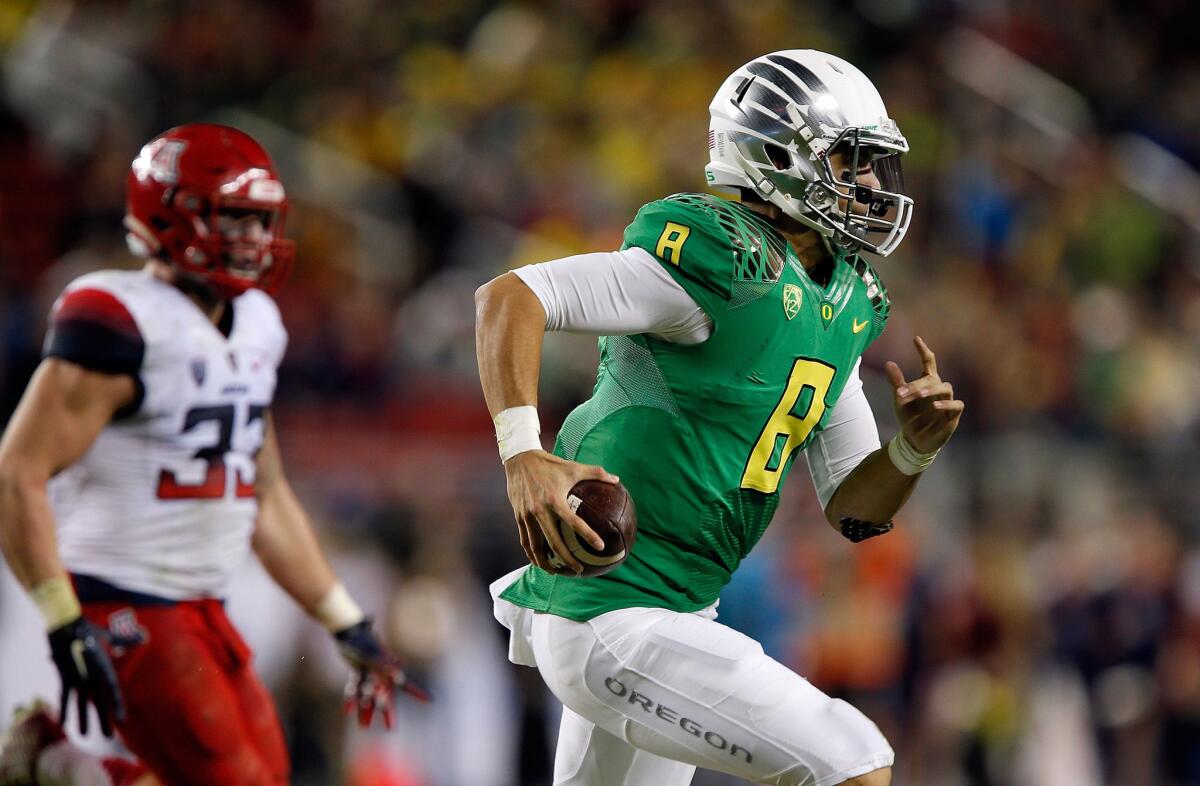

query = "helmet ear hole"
[[764, 143, 791, 170]]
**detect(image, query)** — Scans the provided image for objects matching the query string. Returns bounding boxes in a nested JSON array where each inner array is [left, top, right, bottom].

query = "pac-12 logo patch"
[[782, 284, 802, 320]]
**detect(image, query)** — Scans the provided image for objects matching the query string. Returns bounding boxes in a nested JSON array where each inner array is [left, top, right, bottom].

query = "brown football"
[[543, 480, 637, 577]]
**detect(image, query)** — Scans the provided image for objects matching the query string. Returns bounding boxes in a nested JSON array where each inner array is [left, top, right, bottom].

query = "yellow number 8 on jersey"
[[741, 358, 837, 494]]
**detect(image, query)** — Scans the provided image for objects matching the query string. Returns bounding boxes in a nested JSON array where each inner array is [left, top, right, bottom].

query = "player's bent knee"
[[837, 765, 891, 786]]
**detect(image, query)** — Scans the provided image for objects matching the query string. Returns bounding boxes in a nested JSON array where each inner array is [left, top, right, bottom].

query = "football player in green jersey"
[[476, 50, 963, 786]]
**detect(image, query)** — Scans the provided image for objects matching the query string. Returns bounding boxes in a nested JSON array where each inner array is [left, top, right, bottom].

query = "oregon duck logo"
[[782, 284, 802, 320]]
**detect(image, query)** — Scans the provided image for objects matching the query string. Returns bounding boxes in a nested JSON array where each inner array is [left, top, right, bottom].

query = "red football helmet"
[[124, 124, 295, 298]]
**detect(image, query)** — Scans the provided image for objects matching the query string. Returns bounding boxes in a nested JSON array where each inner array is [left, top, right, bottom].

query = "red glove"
[[333, 618, 430, 729]]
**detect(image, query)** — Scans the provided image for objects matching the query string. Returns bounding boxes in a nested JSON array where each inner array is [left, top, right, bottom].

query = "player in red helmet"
[[0, 124, 426, 786], [123, 124, 294, 299]]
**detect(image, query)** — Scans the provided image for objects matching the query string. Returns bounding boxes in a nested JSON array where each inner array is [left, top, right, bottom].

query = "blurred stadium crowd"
[[1, 1, 1199, 785]]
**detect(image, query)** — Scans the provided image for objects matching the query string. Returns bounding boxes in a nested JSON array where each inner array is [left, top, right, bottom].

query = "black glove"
[[47, 616, 142, 737], [839, 516, 894, 543], [333, 617, 430, 729]]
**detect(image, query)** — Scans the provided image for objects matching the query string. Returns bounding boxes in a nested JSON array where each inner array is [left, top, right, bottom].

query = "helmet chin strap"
[[727, 145, 879, 265], [822, 228, 866, 262]]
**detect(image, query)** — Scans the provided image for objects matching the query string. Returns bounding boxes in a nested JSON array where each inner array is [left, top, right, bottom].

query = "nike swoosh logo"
[[852, 318, 869, 334]]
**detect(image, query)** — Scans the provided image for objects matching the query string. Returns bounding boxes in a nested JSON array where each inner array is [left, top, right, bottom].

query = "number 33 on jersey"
[[42, 269, 287, 599]]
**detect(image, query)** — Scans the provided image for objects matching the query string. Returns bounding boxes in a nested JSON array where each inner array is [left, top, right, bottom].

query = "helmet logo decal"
[[782, 284, 802, 320], [133, 139, 187, 185]]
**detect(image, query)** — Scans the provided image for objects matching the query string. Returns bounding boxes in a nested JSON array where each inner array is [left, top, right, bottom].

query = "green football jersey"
[[500, 193, 890, 621]]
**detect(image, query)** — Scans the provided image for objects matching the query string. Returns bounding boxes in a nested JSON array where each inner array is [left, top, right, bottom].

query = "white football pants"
[[491, 569, 893, 786]]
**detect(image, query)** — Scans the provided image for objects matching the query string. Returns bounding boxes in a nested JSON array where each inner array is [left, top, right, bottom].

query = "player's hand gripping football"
[[334, 618, 430, 730], [503, 450, 618, 574], [885, 336, 964, 453], [48, 615, 144, 737]]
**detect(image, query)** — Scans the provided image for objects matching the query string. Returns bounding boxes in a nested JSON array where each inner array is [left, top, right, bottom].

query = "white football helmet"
[[705, 50, 913, 256]]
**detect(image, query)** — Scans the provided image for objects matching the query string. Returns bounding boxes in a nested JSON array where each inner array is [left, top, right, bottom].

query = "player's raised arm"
[[474, 271, 616, 574], [822, 336, 964, 540], [0, 357, 138, 736]]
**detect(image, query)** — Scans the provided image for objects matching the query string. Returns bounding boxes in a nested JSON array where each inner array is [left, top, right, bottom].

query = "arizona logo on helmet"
[[136, 139, 187, 184]]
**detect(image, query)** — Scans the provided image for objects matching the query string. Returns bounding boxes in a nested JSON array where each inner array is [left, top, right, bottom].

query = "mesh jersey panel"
[[558, 335, 679, 461]]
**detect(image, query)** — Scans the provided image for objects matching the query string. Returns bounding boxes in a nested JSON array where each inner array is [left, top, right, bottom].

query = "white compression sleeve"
[[805, 359, 882, 510], [517, 249, 881, 507], [513, 247, 712, 344]]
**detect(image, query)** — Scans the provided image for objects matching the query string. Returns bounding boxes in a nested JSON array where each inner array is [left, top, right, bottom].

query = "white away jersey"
[[44, 269, 288, 600]]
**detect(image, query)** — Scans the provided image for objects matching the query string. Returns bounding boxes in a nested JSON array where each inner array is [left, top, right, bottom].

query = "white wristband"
[[31, 576, 82, 631], [313, 582, 365, 632], [887, 432, 940, 476], [494, 405, 542, 463]]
